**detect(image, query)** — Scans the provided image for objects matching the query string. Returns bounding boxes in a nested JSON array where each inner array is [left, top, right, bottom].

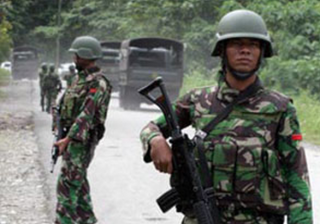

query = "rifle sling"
[[195, 78, 262, 188]]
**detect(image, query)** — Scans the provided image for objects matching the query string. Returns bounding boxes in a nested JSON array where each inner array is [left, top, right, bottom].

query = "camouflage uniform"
[[140, 76, 312, 223], [43, 67, 62, 113], [55, 66, 112, 224], [64, 67, 76, 88], [39, 66, 48, 111]]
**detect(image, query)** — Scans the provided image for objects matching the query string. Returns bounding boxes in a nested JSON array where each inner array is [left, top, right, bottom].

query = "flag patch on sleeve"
[[89, 88, 97, 93], [292, 134, 302, 141]]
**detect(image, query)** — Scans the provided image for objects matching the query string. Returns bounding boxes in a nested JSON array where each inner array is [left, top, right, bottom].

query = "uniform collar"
[[217, 78, 240, 103], [217, 76, 263, 104], [78, 66, 100, 81]]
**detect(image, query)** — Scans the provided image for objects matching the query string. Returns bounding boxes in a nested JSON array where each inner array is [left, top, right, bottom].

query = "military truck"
[[118, 37, 184, 109], [12, 46, 39, 80], [96, 41, 121, 91]]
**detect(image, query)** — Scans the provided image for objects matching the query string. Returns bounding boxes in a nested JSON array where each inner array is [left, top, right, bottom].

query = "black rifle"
[[50, 106, 65, 173], [138, 77, 220, 224]]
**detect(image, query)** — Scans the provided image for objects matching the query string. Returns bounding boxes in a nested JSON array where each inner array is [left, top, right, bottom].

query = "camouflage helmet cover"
[[211, 9, 273, 57], [69, 64, 75, 71], [41, 62, 48, 70], [49, 64, 55, 71], [68, 36, 102, 60]]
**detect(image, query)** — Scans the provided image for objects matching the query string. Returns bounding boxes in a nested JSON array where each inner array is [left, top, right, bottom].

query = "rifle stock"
[[138, 77, 220, 224]]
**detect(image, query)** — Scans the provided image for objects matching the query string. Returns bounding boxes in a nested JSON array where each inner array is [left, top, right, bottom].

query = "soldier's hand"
[[54, 137, 71, 156], [150, 135, 173, 174]]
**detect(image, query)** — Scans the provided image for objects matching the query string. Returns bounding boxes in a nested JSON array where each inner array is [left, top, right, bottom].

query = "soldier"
[[39, 62, 48, 111], [53, 36, 112, 224], [43, 64, 62, 113], [140, 10, 312, 224], [63, 64, 76, 88]]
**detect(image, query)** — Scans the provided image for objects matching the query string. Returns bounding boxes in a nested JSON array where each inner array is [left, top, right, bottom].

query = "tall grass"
[[180, 70, 217, 95], [293, 91, 320, 145], [0, 68, 11, 99], [0, 69, 10, 85]]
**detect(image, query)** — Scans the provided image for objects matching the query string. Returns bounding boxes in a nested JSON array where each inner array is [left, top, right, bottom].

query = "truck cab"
[[119, 37, 184, 110]]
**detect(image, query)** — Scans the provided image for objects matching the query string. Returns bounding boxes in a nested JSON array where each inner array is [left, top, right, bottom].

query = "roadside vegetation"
[[1, 0, 319, 145], [0, 69, 10, 99], [293, 92, 320, 145]]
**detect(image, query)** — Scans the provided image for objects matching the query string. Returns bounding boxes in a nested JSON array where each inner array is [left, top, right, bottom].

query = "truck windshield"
[[13, 51, 36, 61], [129, 48, 168, 68], [101, 50, 120, 65]]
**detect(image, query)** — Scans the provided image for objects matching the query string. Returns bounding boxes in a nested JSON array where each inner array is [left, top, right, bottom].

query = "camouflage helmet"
[[49, 64, 55, 72], [211, 9, 273, 58], [41, 62, 48, 70], [68, 36, 102, 60], [69, 64, 75, 71]]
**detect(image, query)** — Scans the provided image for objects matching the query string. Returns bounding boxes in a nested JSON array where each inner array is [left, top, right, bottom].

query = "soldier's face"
[[226, 38, 261, 73], [73, 54, 87, 71]]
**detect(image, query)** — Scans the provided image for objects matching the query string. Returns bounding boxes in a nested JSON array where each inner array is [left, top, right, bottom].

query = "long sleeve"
[[277, 102, 313, 224], [140, 91, 194, 162], [67, 77, 112, 142]]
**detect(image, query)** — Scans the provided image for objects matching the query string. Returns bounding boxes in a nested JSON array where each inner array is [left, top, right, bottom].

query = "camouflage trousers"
[[40, 88, 45, 111], [45, 90, 58, 113], [181, 208, 284, 224], [55, 140, 97, 224]]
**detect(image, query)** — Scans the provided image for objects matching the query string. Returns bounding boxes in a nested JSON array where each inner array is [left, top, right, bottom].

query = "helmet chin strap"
[[225, 60, 258, 80], [222, 43, 265, 81]]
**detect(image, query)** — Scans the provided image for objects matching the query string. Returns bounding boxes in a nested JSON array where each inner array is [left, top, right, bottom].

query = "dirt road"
[[0, 80, 319, 223]]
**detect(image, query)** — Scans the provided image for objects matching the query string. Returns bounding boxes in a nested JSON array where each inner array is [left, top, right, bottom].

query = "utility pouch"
[[262, 149, 285, 200]]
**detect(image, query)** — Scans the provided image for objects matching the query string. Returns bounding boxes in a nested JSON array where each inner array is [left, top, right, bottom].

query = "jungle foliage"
[[1, 0, 320, 99]]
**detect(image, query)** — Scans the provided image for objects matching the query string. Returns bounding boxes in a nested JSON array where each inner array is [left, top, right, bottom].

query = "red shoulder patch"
[[292, 134, 303, 141], [89, 88, 97, 93]]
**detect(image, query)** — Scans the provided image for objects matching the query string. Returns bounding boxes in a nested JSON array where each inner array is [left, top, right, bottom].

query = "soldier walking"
[[53, 36, 112, 224], [140, 10, 312, 224], [63, 64, 76, 88], [39, 62, 48, 111], [43, 64, 62, 113]]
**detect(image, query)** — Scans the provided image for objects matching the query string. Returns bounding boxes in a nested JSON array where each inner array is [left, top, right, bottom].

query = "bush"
[[260, 56, 320, 99]]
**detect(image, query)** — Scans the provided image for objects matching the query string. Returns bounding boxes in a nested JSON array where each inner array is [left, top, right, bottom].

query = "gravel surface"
[[0, 81, 51, 224]]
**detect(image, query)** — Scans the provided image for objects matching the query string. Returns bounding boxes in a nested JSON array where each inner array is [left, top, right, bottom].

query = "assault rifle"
[[138, 77, 220, 224], [50, 106, 65, 173]]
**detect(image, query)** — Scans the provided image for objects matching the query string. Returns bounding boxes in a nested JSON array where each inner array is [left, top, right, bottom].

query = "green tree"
[[0, 0, 12, 62]]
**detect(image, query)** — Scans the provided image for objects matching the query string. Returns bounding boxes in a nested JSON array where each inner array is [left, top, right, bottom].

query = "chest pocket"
[[211, 136, 263, 195], [200, 110, 284, 198], [60, 81, 91, 125]]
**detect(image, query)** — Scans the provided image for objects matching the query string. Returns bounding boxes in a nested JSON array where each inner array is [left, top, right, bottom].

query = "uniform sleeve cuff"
[[143, 133, 162, 162], [67, 124, 88, 142]]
